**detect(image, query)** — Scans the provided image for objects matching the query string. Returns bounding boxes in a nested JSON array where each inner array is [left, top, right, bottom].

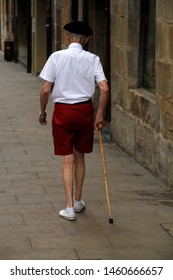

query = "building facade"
[[1, 0, 173, 189], [110, 0, 173, 188]]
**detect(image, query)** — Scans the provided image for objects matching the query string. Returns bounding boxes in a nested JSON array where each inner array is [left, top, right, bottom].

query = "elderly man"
[[39, 20, 109, 221]]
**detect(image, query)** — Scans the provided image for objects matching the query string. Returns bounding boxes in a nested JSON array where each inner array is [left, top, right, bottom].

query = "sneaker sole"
[[74, 206, 85, 213], [59, 214, 76, 221]]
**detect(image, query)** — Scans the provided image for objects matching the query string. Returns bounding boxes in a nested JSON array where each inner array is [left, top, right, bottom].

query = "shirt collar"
[[68, 43, 83, 50]]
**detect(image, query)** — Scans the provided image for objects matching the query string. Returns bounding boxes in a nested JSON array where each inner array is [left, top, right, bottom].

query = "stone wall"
[[156, 0, 173, 186], [110, 0, 173, 188]]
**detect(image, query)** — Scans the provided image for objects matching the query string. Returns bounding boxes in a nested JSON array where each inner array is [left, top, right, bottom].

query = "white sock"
[[66, 207, 74, 212], [74, 199, 82, 205]]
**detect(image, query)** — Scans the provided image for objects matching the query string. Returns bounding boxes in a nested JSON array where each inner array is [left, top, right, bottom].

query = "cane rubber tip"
[[109, 218, 113, 224]]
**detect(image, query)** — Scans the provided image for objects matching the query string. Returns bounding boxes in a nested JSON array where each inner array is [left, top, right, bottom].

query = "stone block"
[[126, 17, 140, 47], [130, 89, 159, 130], [156, 62, 172, 98], [131, 90, 141, 118], [111, 106, 135, 155], [115, 47, 126, 75], [157, 93, 173, 140], [147, 99, 160, 132], [156, 22, 168, 60], [128, 78, 139, 88], [116, 15, 125, 46], [127, 49, 138, 79], [110, 0, 117, 15], [167, 142, 173, 187], [112, 74, 130, 110], [135, 122, 156, 171], [135, 120, 145, 164], [115, 0, 128, 15], [140, 94, 159, 130], [156, 0, 165, 19], [128, 0, 140, 17], [155, 134, 168, 182], [110, 15, 117, 46], [125, 115, 135, 156], [110, 43, 116, 64], [164, 0, 173, 20], [168, 24, 173, 60], [143, 126, 156, 171], [110, 73, 119, 104], [111, 106, 126, 148]]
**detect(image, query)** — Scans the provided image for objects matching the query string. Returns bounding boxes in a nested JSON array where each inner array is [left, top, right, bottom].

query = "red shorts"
[[52, 101, 94, 155]]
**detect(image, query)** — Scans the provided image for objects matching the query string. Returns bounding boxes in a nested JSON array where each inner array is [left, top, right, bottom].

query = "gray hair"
[[68, 32, 86, 40]]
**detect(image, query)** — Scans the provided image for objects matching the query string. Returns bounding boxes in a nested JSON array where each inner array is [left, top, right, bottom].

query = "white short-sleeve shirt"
[[39, 43, 107, 104]]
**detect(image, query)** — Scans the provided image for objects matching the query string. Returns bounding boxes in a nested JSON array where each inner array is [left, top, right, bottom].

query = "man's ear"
[[83, 37, 90, 45], [65, 32, 71, 41]]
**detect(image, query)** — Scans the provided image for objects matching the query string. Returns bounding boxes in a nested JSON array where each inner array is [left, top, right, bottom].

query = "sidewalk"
[[0, 52, 173, 260]]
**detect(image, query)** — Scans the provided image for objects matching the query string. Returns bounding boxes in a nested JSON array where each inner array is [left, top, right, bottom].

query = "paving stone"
[[36, 171, 59, 179], [75, 247, 161, 260], [0, 248, 78, 260], [0, 214, 24, 226], [16, 193, 62, 204], [0, 167, 8, 174], [22, 209, 59, 225], [0, 195, 17, 206], [156, 245, 173, 260], [0, 173, 39, 181], [0, 223, 63, 238], [0, 237, 32, 253], [30, 231, 112, 250], [12, 183, 46, 195], [161, 223, 173, 237]]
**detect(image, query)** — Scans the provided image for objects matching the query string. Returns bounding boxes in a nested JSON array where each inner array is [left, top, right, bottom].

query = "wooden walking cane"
[[99, 130, 113, 224]]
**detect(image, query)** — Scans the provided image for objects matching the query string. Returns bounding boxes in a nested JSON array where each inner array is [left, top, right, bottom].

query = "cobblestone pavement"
[[0, 52, 173, 260]]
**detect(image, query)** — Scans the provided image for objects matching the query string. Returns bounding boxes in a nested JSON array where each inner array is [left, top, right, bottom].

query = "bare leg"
[[74, 150, 85, 201], [62, 154, 75, 208]]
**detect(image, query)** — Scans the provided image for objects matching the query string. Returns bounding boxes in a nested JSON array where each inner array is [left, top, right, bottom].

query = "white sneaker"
[[74, 200, 85, 213], [59, 208, 76, 221]]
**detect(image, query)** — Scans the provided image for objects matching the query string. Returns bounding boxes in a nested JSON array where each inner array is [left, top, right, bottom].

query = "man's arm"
[[94, 80, 109, 131], [39, 81, 53, 125]]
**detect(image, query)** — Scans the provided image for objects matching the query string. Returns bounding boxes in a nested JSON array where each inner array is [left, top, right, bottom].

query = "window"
[[138, 0, 156, 93]]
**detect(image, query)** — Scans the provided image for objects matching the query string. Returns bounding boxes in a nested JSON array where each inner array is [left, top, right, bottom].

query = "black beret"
[[63, 20, 93, 37]]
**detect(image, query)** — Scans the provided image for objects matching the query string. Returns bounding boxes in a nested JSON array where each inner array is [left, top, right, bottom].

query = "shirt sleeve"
[[94, 56, 107, 84], [39, 55, 56, 83]]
